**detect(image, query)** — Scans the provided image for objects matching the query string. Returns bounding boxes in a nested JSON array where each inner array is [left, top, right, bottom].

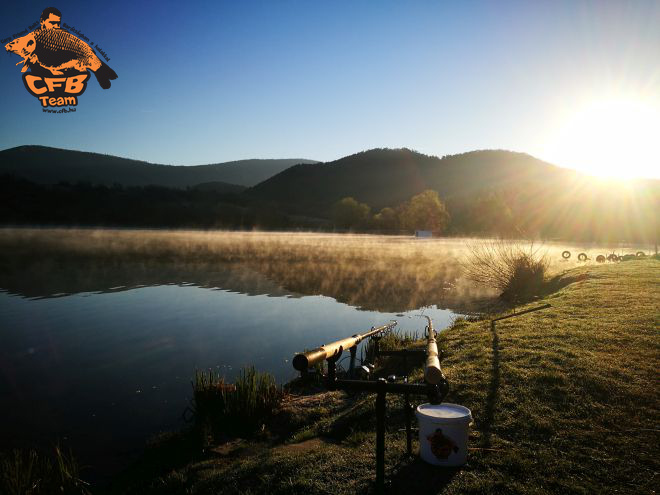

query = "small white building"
[[415, 230, 432, 238]]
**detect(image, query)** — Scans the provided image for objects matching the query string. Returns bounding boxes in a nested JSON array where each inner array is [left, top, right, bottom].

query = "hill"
[[248, 148, 579, 211], [0, 145, 317, 188], [1, 146, 656, 241], [248, 148, 658, 241]]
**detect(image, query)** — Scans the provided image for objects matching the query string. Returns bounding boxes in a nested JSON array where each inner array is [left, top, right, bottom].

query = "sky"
[[1, 0, 659, 177]]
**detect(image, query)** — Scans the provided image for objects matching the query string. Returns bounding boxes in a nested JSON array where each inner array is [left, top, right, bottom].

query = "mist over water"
[[0, 228, 652, 478]]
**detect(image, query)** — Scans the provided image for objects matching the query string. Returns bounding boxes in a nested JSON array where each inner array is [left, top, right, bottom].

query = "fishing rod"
[[420, 315, 444, 385], [292, 321, 397, 372], [292, 319, 450, 494]]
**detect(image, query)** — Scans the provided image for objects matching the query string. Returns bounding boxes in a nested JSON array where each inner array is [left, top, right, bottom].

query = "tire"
[[607, 254, 618, 262], [562, 250, 571, 259], [578, 253, 588, 261], [636, 251, 645, 257]]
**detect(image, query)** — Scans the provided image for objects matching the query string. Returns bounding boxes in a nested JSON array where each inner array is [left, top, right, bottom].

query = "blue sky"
[[1, 1, 658, 176]]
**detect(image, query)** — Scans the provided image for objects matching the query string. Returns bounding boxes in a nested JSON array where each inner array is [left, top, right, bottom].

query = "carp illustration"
[[5, 7, 117, 89], [427, 428, 459, 460]]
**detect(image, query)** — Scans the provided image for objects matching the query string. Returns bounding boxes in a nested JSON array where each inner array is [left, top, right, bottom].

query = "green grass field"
[[115, 258, 659, 495]]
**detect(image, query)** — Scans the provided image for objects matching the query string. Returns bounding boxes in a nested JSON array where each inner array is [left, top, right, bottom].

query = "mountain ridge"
[[1, 145, 656, 241], [0, 145, 318, 188], [247, 147, 586, 212]]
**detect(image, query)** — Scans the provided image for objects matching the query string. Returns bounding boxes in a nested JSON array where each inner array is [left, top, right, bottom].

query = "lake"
[[0, 229, 650, 478]]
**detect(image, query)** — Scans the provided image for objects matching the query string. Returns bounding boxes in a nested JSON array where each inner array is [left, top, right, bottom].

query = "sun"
[[545, 96, 660, 179]]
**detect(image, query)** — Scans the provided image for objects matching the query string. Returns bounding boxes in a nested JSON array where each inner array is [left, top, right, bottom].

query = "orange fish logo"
[[5, 7, 117, 109], [427, 428, 459, 460]]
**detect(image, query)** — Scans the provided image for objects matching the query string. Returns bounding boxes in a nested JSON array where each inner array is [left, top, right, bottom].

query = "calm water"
[[0, 265, 456, 477]]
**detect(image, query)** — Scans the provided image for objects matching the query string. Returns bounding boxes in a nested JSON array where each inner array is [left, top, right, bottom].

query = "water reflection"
[[0, 229, 496, 312], [0, 285, 455, 479]]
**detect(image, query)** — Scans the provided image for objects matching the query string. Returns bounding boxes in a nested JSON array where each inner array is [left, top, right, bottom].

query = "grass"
[[114, 258, 659, 494], [191, 366, 282, 441], [0, 446, 90, 495]]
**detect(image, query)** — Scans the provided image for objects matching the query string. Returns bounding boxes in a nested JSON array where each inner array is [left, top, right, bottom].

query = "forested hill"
[[247, 148, 658, 241], [247, 148, 577, 211], [0, 145, 318, 188], [0, 145, 656, 242]]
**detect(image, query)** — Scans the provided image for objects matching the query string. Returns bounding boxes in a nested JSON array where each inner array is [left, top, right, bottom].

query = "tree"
[[332, 197, 371, 229], [372, 207, 399, 230], [468, 192, 515, 235], [400, 190, 450, 232]]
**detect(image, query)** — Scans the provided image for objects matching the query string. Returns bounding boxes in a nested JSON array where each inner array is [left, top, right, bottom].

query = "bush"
[[192, 366, 282, 439], [461, 240, 549, 302]]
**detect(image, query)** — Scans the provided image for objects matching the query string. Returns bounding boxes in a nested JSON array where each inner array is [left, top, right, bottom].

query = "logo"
[[426, 428, 459, 460], [4, 7, 117, 110]]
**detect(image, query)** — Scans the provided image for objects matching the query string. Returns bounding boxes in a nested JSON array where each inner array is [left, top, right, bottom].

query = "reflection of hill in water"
[[0, 229, 495, 313], [0, 259, 295, 299]]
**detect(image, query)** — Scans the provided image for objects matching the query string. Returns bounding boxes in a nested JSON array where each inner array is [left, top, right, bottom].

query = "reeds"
[[0, 446, 90, 495], [192, 366, 282, 438], [361, 329, 422, 370]]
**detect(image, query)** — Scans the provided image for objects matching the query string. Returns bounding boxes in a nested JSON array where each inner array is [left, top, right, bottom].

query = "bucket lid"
[[415, 403, 472, 424]]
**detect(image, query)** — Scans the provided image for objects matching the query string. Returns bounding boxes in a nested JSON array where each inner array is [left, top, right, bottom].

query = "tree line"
[[331, 189, 517, 235], [0, 175, 295, 230], [1, 175, 655, 243], [331, 188, 657, 243]]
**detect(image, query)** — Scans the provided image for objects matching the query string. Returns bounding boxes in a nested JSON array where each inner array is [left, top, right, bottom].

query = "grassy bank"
[[113, 259, 658, 494]]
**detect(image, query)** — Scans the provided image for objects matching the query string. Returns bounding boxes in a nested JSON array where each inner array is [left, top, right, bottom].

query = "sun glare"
[[545, 97, 660, 179]]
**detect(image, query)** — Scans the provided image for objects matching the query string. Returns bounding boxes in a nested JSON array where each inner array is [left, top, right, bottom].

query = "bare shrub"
[[461, 240, 549, 302]]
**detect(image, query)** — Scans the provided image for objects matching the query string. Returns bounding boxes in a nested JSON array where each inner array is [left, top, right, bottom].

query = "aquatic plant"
[[0, 446, 90, 495], [192, 366, 282, 439], [361, 329, 424, 376]]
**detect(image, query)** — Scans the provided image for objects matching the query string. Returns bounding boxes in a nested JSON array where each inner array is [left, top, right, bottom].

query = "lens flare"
[[545, 97, 660, 179]]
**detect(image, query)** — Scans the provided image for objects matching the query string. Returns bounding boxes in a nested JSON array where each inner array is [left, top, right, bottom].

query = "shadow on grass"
[[479, 273, 590, 314], [104, 429, 204, 494], [540, 273, 589, 297], [476, 273, 588, 450], [481, 320, 500, 449], [388, 455, 460, 494]]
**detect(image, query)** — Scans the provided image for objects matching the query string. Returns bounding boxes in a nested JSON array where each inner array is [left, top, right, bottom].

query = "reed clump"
[[361, 329, 424, 377], [192, 366, 282, 439], [0, 446, 90, 495]]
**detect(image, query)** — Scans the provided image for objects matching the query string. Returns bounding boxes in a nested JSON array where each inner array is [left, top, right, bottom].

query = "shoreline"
[[104, 258, 659, 494]]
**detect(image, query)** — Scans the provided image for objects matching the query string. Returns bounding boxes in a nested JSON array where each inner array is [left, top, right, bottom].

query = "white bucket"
[[415, 402, 472, 466]]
